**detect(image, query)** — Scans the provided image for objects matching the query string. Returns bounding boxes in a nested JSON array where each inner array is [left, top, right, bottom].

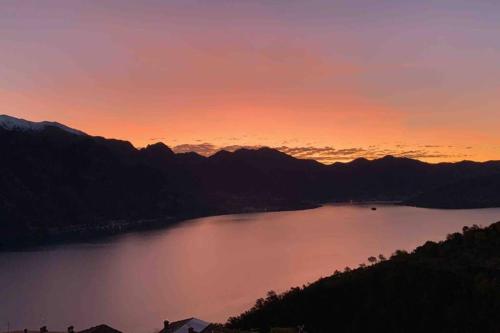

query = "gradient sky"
[[1, 0, 500, 163]]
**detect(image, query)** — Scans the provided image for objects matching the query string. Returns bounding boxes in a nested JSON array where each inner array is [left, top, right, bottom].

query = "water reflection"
[[1, 204, 499, 333]]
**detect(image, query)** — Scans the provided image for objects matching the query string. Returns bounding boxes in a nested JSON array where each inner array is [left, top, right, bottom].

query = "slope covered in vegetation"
[[406, 172, 500, 208], [228, 222, 500, 333]]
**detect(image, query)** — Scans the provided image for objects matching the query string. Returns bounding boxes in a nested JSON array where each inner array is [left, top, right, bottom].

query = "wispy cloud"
[[172, 143, 218, 156], [171, 143, 470, 164]]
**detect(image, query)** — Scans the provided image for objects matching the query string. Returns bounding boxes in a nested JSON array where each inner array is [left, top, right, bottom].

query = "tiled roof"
[[200, 325, 255, 333], [160, 318, 210, 333], [4, 331, 64, 333], [78, 325, 122, 333], [160, 318, 193, 333]]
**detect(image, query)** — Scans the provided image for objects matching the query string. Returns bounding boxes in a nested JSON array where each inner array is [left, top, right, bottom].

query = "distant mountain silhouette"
[[406, 172, 500, 208], [0, 114, 87, 135], [2, 115, 500, 248]]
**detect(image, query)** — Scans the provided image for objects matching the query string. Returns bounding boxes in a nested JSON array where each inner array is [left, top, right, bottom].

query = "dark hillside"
[[228, 222, 500, 333], [406, 172, 500, 208], [2, 116, 500, 247]]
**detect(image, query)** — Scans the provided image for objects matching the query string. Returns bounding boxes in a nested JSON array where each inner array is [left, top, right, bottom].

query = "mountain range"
[[1, 114, 500, 248]]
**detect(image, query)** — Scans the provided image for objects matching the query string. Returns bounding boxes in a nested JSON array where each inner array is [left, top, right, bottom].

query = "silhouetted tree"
[[367, 256, 377, 265]]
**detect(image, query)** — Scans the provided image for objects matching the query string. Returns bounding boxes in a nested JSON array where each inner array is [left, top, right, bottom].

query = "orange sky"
[[1, 1, 500, 163]]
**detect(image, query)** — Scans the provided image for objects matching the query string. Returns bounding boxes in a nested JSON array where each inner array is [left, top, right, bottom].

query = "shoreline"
[[5, 200, 497, 252], [0, 202, 321, 252]]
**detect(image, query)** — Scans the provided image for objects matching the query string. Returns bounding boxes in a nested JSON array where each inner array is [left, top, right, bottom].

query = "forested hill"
[[2, 114, 500, 247], [228, 222, 500, 333], [405, 172, 500, 208]]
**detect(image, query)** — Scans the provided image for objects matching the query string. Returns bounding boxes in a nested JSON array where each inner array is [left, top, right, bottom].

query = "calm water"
[[2, 204, 500, 332]]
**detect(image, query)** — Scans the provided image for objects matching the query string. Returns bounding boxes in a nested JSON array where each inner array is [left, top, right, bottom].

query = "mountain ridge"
[[0, 114, 87, 136], [2, 114, 500, 248]]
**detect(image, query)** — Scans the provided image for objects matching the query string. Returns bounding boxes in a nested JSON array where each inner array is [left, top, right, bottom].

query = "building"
[[3, 324, 122, 333], [159, 318, 210, 333], [78, 325, 122, 333], [4, 321, 254, 333], [158, 319, 255, 333]]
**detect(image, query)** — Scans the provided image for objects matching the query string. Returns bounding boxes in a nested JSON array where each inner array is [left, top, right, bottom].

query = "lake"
[[1, 204, 500, 333]]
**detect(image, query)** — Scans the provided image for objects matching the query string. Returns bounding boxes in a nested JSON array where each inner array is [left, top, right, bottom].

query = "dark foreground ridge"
[[228, 221, 500, 333], [2, 114, 500, 248]]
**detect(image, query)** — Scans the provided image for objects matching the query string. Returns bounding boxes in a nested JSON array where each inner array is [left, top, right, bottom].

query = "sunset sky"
[[1, 0, 500, 163]]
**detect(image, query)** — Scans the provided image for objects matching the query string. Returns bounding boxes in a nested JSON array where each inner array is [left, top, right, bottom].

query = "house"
[[198, 325, 255, 333], [4, 330, 63, 333], [159, 318, 210, 333], [159, 319, 255, 333], [78, 325, 122, 333], [4, 325, 122, 333], [5, 321, 253, 333]]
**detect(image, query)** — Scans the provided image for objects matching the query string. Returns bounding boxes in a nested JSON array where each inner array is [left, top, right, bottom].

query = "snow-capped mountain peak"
[[0, 115, 86, 136]]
